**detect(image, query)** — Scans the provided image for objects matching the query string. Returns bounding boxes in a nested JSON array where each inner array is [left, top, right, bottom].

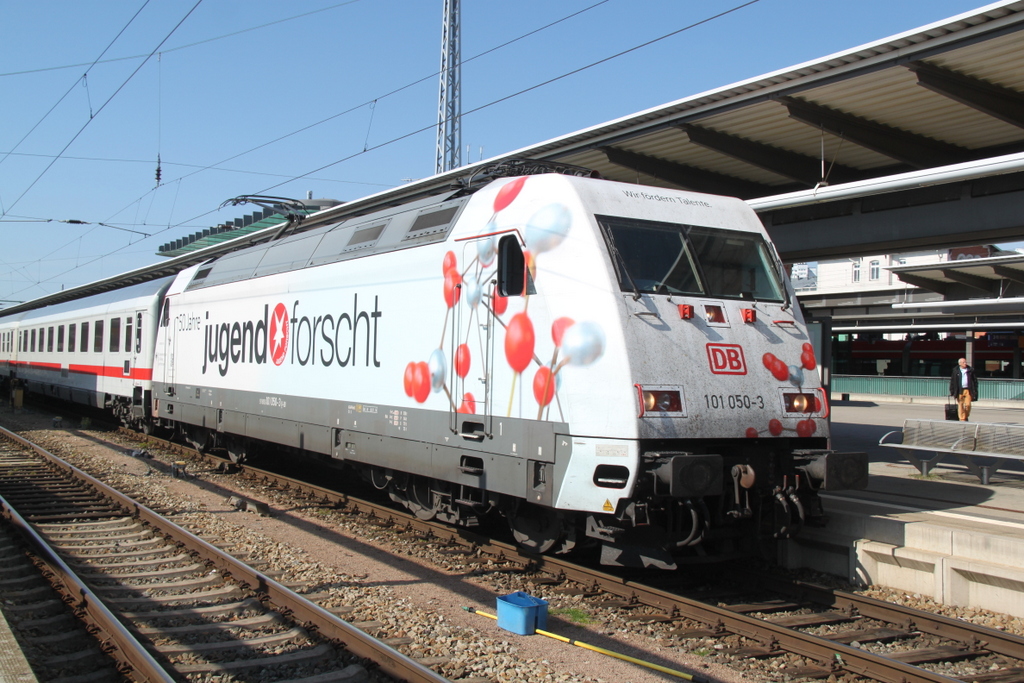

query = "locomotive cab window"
[[596, 215, 784, 302], [497, 234, 537, 297]]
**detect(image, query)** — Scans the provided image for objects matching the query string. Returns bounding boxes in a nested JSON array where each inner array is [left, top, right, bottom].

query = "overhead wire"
[[0, 0, 152, 170], [155, 1, 614, 189], [0, 0, 365, 79], [0, 151, 395, 186], [253, 0, 762, 196], [0, 0, 205, 299], [24, 0, 618, 291], [7, 0, 759, 298], [1, 0, 205, 220]]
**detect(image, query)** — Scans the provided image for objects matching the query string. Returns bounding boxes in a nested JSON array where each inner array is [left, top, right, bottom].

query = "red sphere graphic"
[[442, 250, 457, 275], [770, 358, 789, 382], [493, 177, 527, 212], [492, 286, 508, 315], [762, 352, 777, 369], [443, 269, 462, 308], [533, 366, 556, 406], [551, 317, 575, 347], [403, 362, 415, 397], [505, 313, 535, 373], [768, 419, 783, 436], [411, 361, 431, 403], [801, 349, 816, 370], [746, 427, 759, 439], [796, 420, 817, 438], [269, 302, 289, 366], [458, 392, 477, 414], [455, 343, 471, 378]]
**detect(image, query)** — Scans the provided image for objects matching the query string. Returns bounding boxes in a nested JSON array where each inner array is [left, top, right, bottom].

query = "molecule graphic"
[[745, 343, 823, 439], [402, 176, 606, 420]]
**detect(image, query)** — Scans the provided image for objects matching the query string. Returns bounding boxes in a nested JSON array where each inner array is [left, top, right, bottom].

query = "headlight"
[[636, 385, 686, 417], [645, 390, 681, 412], [783, 392, 815, 413]]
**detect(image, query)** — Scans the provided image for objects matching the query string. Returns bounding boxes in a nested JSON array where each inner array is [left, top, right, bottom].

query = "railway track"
[[0, 425, 450, 683], [110, 428, 1024, 683]]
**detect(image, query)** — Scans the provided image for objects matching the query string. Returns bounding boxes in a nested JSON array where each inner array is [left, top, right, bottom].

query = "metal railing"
[[832, 375, 1024, 401]]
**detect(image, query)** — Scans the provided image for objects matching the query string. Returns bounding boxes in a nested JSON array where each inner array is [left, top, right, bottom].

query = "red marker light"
[[678, 304, 694, 320]]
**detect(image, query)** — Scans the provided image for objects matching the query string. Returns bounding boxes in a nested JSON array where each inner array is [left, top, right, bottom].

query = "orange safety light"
[[741, 308, 756, 324], [677, 304, 694, 320]]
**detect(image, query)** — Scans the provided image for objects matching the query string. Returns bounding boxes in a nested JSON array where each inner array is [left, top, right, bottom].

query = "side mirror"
[[497, 234, 525, 297]]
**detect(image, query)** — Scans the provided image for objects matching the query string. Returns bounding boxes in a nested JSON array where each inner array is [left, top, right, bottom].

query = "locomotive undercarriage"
[[147, 417, 865, 570], [353, 438, 865, 570]]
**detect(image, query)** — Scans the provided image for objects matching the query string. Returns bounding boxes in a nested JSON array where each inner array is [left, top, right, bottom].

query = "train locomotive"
[[0, 167, 867, 569]]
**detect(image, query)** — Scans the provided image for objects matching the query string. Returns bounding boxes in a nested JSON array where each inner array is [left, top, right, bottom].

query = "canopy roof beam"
[[896, 273, 950, 294], [599, 146, 777, 198], [679, 124, 870, 186], [779, 96, 972, 168], [991, 265, 1024, 284], [909, 61, 1024, 129]]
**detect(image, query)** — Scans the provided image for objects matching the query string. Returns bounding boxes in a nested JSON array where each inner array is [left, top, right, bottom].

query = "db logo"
[[706, 343, 747, 375]]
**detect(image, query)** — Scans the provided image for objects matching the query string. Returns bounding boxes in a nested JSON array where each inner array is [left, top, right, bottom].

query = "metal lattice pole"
[[435, 0, 461, 175]]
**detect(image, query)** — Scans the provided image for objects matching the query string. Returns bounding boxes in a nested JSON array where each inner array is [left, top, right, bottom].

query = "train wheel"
[[509, 502, 566, 554], [186, 426, 211, 452], [406, 477, 439, 520], [226, 437, 250, 464]]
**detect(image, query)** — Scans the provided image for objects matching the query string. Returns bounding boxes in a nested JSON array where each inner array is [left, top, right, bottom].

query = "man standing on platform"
[[950, 357, 978, 421]]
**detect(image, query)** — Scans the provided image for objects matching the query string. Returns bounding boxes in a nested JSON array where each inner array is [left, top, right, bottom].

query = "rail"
[[0, 425, 450, 683], [119, 428, 1024, 683]]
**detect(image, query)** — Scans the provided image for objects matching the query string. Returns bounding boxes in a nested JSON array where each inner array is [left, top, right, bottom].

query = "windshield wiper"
[[608, 242, 642, 301]]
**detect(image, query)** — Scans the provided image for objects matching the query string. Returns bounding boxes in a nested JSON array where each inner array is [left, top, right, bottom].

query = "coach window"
[[68, 323, 76, 353], [109, 318, 121, 353], [124, 316, 132, 353], [135, 312, 142, 353], [81, 322, 89, 352], [30, 329, 35, 353], [94, 320, 104, 353], [57, 326, 64, 353], [47, 327, 54, 353]]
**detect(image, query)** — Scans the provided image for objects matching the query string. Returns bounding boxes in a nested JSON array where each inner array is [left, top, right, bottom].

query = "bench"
[[879, 419, 1024, 485]]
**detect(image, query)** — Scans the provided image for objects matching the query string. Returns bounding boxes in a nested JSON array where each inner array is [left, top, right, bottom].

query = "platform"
[[784, 400, 1024, 618]]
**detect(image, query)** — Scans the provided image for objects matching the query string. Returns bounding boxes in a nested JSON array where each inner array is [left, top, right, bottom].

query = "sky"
[[0, 0, 997, 306]]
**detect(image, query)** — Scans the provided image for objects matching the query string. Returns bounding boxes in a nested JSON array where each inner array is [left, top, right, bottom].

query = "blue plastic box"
[[496, 591, 548, 635]]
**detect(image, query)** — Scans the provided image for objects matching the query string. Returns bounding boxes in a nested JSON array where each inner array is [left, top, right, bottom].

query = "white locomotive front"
[[150, 170, 866, 569]]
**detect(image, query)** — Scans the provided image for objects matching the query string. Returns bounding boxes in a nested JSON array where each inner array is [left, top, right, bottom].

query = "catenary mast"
[[435, 0, 461, 175]]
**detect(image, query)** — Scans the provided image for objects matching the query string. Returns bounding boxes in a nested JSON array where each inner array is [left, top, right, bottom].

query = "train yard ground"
[[2, 401, 1024, 682]]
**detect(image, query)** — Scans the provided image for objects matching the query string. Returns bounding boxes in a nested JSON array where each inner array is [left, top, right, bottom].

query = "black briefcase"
[[945, 398, 959, 421]]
